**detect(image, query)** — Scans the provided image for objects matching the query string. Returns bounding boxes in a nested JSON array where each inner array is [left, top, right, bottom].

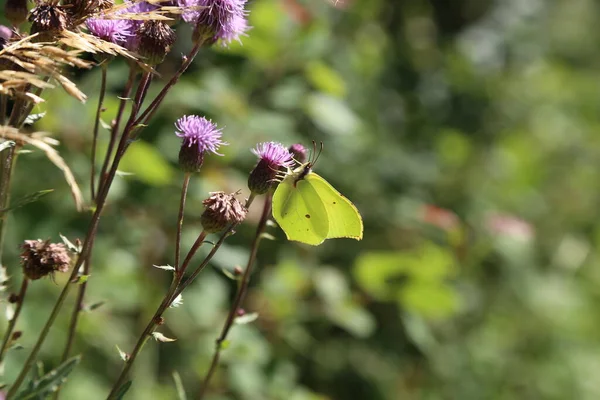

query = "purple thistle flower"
[[178, 0, 250, 45], [288, 143, 307, 164], [248, 142, 294, 195], [175, 115, 226, 172], [252, 142, 294, 168], [121, 0, 159, 50], [86, 18, 132, 45]]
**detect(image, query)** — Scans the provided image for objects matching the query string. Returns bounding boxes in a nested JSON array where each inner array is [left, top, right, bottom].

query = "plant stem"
[[0, 143, 18, 264], [90, 65, 108, 202], [134, 42, 202, 127], [6, 66, 154, 399], [106, 232, 207, 400], [174, 194, 256, 298], [175, 173, 191, 271], [52, 245, 94, 400], [0, 278, 28, 363], [197, 195, 272, 400], [107, 193, 258, 397], [0, 95, 7, 125], [98, 66, 136, 195]]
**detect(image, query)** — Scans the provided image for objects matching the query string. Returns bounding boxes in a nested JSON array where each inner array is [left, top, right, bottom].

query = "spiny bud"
[[29, 4, 69, 42], [288, 144, 307, 164], [137, 21, 176, 66], [200, 191, 247, 233], [20, 239, 71, 281], [4, 0, 28, 28], [248, 142, 294, 195]]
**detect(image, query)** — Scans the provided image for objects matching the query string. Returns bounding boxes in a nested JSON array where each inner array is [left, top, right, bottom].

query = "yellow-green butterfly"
[[272, 152, 363, 246]]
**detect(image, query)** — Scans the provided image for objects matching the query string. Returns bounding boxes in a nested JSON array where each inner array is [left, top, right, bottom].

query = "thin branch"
[[197, 195, 272, 399], [0, 278, 28, 363], [175, 173, 191, 271], [91, 65, 108, 202]]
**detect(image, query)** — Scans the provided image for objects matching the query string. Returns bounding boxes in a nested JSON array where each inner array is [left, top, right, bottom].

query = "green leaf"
[[113, 381, 132, 400], [14, 355, 81, 400], [305, 62, 347, 97], [234, 312, 259, 325], [172, 371, 187, 400], [0, 190, 53, 213], [72, 275, 90, 284], [118, 140, 175, 186]]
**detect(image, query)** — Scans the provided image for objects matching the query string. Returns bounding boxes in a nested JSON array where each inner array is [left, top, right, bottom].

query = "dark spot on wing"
[[305, 214, 311, 219], [333, 201, 337, 204]]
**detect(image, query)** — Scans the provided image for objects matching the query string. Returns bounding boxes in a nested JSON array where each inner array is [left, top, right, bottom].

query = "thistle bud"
[[179, 0, 250, 46], [29, 4, 69, 42], [288, 144, 307, 164], [137, 21, 176, 66], [248, 142, 294, 195], [200, 191, 247, 233], [4, 0, 28, 28], [20, 239, 71, 281]]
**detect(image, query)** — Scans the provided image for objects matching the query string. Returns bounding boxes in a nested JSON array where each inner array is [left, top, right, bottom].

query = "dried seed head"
[[137, 21, 176, 65], [64, 0, 114, 20], [20, 239, 71, 281], [29, 4, 69, 41], [200, 191, 247, 233], [5, 0, 28, 28]]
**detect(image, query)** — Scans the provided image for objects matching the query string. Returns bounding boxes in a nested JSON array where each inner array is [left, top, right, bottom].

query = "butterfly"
[[272, 146, 363, 246]]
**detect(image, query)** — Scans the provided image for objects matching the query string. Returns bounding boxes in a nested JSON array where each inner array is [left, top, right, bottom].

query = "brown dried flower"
[[20, 239, 71, 280], [200, 191, 247, 233], [29, 4, 69, 41]]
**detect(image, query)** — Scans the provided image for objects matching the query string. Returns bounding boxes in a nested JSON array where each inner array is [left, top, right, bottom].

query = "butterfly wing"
[[272, 176, 329, 245], [305, 173, 363, 240]]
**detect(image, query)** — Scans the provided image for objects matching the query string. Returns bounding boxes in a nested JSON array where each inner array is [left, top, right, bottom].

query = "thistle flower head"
[[0, 26, 12, 50], [248, 142, 294, 194], [175, 115, 227, 172], [121, 0, 159, 50], [252, 142, 294, 168], [29, 4, 69, 38], [86, 17, 132, 45], [4, 0, 28, 27], [137, 20, 176, 65], [178, 0, 250, 45], [20, 239, 71, 281], [200, 191, 247, 232], [288, 143, 307, 164]]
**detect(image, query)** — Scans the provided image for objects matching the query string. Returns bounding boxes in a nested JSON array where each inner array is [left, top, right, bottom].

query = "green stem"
[[6, 66, 154, 399], [0, 278, 28, 363], [0, 144, 18, 264], [197, 195, 272, 399], [106, 232, 207, 400], [175, 173, 191, 271], [174, 193, 256, 298], [90, 65, 108, 202], [52, 246, 94, 400], [98, 66, 136, 196]]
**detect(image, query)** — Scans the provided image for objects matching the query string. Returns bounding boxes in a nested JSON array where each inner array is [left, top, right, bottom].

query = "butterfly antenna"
[[311, 141, 324, 167]]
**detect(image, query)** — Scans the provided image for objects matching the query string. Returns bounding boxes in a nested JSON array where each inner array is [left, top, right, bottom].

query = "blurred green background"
[[3, 0, 600, 398]]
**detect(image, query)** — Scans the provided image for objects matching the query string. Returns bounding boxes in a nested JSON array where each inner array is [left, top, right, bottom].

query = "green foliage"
[[14, 356, 80, 400], [3, 0, 600, 399]]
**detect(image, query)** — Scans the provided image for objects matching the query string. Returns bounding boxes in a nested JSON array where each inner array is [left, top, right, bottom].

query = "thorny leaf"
[[152, 332, 177, 342], [169, 294, 183, 308], [153, 264, 175, 271], [59, 234, 81, 253], [0, 141, 15, 153], [0, 190, 53, 213], [234, 312, 259, 325], [23, 112, 46, 126], [116, 345, 128, 362]]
